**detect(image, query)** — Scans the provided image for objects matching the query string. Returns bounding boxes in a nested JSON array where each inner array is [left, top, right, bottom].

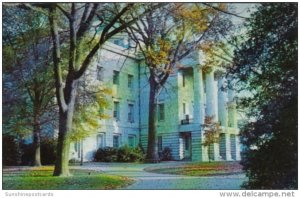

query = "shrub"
[[20, 143, 34, 165], [160, 147, 173, 161], [117, 145, 144, 162], [20, 138, 57, 165], [40, 138, 56, 165], [129, 146, 144, 162], [3, 134, 22, 166], [94, 146, 144, 162], [94, 147, 118, 162], [117, 146, 131, 162]]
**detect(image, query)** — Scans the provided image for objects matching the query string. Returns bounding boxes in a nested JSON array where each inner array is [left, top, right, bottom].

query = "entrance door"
[[181, 132, 191, 160]]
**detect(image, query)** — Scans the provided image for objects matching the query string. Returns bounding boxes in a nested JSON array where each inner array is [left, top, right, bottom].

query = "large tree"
[[229, 3, 297, 189], [48, 3, 144, 176], [15, 2, 161, 176], [125, 3, 232, 161], [3, 6, 55, 166]]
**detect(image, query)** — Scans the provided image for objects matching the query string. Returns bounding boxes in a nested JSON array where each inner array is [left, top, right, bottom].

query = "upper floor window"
[[113, 101, 120, 120], [158, 103, 165, 121], [182, 73, 186, 87], [113, 71, 119, 85], [128, 74, 133, 88], [128, 103, 134, 123], [183, 103, 186, 115], [96, 65, 104, 81], [113, 39, 121, 45]]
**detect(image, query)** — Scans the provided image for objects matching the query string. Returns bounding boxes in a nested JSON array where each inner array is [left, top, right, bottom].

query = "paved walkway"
[[73, 162, 247, 190]]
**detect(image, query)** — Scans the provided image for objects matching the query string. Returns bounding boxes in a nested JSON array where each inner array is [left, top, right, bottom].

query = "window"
[[128, 104, 134, 123], [113, 39, 121, 45], [128, 135, 135, 148], [74, 141, 81, 158], [183, 103, 186, 115], [113, 71, 119, 85], [74, 141, 79, 152], [96, 65, 104, 81], [113, 135, 120, 148], [97, 133, 105, 148], [182, 73, 185, 87], [113, 101, 120, 120], [128, 74, 133, 88], [185, 136, 190, 150], [158, 103, 165, 121], [158, 136, 162, 152]]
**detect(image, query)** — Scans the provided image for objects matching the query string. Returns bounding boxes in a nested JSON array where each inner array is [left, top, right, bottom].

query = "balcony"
[[181, 115, 193, 125]]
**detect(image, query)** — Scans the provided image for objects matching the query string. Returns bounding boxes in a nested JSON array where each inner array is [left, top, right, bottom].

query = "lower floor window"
[[113, 135, 120, 148], [97, 133, 105, 148], [74, 141, 81, 158], [128, 135, 136, 148], [158, 136, 162, 151]]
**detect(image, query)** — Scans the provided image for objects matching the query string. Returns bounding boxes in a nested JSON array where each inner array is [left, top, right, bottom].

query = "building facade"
[[69, 41, 241, 162]]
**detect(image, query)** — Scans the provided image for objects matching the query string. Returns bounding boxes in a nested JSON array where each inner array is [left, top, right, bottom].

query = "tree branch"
[[48, 6, 68, 112], [99, 3, 134, 44], [56, 4, 71, 20], [202, 3, 249, 19], [76, 3, 99, 41]]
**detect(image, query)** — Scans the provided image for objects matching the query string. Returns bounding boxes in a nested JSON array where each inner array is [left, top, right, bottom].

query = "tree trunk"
[[53, 80, 78, 176], [53, 111, 71, 176], [32, 119, 42, 166], [146, 78, 159, 162]]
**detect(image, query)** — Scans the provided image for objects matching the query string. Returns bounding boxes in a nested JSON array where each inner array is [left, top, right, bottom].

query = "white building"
[[69, 40, 241, 162]]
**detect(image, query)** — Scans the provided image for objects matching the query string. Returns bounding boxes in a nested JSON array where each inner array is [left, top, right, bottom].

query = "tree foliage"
[[69, 85, 111, 141], [229, 3, 297, 189], [3, 6, 56, 166], [125, 3, 233, 161], [201, 116, 221, 162]]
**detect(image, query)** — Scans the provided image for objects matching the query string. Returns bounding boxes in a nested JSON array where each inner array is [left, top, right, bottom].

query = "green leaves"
[[201, 116, 221, 147], [69, 86, 111, 141], [230, 3, 297, 189]]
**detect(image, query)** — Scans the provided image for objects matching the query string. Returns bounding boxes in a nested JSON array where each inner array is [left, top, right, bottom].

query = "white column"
[[205, 70, 217, 119], [218, 76, 228, 127], [205, 69, 219, 161], [193, 66, 204, 125], [235, 135, 241, 161], [225, 133, 232, 160], [193, 66, 207, 161], [218, 76, 232, 161]]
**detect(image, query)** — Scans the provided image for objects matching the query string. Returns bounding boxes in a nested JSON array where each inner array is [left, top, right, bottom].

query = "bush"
[[117, 146, 144, 162], [160, 147, 173, 161], [21, 138, 57, 165], [94, 147, 118, 162], [94, 146, 144, 162], [20, 143, 34, 165], [41, 138, 56, 165], [3, 134, 22, 166]]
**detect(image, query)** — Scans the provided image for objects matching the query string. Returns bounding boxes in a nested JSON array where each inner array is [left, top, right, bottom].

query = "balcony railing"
[[181, 115, 193, 125]]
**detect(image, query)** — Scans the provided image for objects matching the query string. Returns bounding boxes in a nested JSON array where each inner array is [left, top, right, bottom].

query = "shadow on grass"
[[3, 166, 133, 190]]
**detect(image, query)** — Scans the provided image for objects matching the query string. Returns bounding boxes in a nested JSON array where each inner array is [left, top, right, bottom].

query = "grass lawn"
[[146, 161, 243, 176], [3, 166, 133, 190]]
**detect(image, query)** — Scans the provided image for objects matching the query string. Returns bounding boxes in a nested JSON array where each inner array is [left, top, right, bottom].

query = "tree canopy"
[[229, 3, 297, 189]]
